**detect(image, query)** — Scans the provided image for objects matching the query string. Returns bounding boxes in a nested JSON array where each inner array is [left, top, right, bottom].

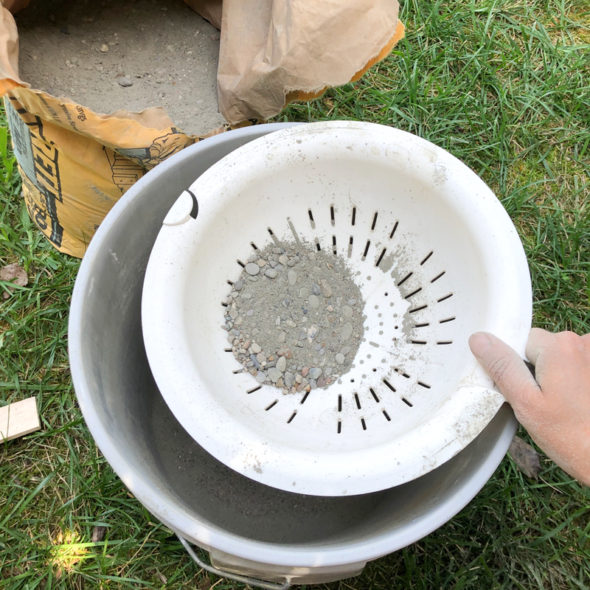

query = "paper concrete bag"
[[216, 0, 405, 124], [0, 4, 200, 258], [0, 1, 403, 258]]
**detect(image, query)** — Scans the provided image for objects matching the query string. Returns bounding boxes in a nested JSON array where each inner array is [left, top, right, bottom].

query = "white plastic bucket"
[[69, 123, 519, 587]]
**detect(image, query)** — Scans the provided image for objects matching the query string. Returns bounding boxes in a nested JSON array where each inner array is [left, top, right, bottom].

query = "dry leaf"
[[157, 571, 168, 584], [0, 263, 28, 300], [91, 525, 106, 543], [509, 435, 542, 479]]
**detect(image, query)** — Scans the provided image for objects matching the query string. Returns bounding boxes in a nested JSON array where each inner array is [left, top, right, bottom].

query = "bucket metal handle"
[[178, 535, 291, 590]]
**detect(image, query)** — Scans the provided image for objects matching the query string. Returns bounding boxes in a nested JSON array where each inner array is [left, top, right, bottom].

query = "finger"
[[525, 327, 554, 366], [469, 332, 540, 407]]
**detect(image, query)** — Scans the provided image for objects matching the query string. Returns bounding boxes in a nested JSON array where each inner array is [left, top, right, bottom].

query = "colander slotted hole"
[[371, 212, 378, 231], [420, 251, 433, 265], [440, 316, 456, 324], [397, 272, 412, 287], [389, 221, 399, 239], [404, 287, 422, 300], [362, 240, 371, 261], [383, 378, 396, 392], [375, 248, 387, 267], [267, 226, 281, 247]]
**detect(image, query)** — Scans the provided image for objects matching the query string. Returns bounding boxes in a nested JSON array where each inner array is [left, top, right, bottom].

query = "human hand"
[[469, 328, 590, 486]]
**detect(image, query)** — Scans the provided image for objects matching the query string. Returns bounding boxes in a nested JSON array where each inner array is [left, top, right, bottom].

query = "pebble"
[[233, 279, 244, 291], [308, 294, 320, 309], [335, 353, 345, 365], [250, 342, 261, 354], [288, 270, 298, 285], [309, 367, 322, 380], [268, 367, 283, 383], [245, 262, 260, 276], [284, 372, 295, 387], [342, 305, 353, 318], [264, 268, 278, 279], [276, 356, 287, 372], [255, 372, 266, 383], [320, 280, 333, 298], [116, 76, 133, 87], [341, 323, 353, 340]]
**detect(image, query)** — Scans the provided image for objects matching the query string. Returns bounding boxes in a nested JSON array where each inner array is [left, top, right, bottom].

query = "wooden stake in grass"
[[0, 397, 41, 442]]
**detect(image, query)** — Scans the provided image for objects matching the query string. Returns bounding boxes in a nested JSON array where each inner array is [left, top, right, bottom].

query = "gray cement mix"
[[224, 241, 366, 394], [14, 0, 226, 136]]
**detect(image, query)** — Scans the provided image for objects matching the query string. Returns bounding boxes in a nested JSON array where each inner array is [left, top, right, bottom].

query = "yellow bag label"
[[4, 93, 195, 257]]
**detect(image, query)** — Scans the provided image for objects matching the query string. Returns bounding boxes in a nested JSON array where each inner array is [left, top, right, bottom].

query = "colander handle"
[[177, 535, 291, 590]]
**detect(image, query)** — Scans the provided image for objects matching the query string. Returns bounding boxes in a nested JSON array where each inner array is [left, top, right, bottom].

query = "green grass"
[[1, 0, 589, 588]]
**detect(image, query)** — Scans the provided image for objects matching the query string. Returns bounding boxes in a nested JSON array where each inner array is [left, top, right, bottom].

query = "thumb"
[[469, 332, 539, 408]]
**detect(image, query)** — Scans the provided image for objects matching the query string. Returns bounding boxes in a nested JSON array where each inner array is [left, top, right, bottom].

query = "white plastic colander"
[[141, 121, 531, 496]]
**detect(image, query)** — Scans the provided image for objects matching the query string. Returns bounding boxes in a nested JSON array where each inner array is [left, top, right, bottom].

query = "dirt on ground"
[[14, 0, 226, 136]]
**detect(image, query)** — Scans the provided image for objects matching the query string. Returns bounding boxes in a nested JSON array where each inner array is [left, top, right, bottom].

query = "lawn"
[[1, 0, 589, 588]]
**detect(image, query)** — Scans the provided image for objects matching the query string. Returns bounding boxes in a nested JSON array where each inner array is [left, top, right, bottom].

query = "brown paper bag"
[[217, 0, 404, 124], [0, 1, 403, 257]]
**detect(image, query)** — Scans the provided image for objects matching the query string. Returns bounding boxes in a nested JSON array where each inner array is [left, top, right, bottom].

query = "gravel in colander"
[[223, 241, 366, 393]]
